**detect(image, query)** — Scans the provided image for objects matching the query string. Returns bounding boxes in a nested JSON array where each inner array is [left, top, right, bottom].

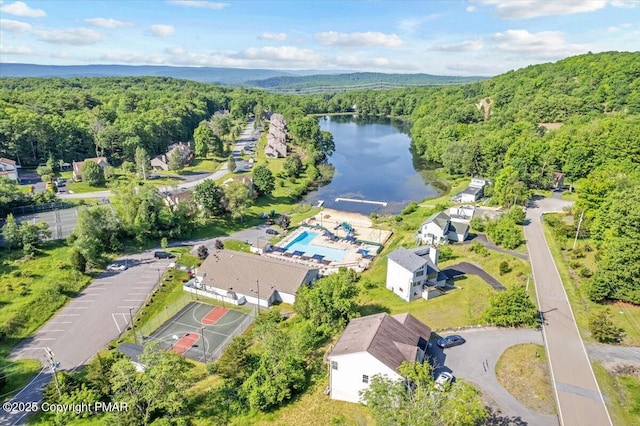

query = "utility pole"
[[45, 347, 62, 398], [573, 209, 585, 250]]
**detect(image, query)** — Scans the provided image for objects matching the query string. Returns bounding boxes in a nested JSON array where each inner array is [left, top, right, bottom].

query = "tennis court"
[[146, 301, 252, 363]]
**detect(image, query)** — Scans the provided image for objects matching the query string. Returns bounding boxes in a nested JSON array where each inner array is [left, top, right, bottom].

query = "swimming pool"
[[283, 231, 346, 262]]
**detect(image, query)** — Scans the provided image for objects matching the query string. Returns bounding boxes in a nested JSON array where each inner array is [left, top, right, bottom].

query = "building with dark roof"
[[195, 249, 318, 307], [419, 210, 469, 245], [327, 313, 432, 403], [386, 246, 446, 302]]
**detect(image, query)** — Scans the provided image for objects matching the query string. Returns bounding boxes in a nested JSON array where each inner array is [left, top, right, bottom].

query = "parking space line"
[[57, 314, 80, 317], [38, 338, 56, 341], [50, 321, 72, 324], [111, 314, 122, 333], [42, 329, 65, 332], [123, 299, 146, 302], [65, 306, 88, 309]]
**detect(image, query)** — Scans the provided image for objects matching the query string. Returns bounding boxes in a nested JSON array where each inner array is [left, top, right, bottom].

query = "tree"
[[223, 181, 252, 221], [193, 180, 225, 217], [493, 166, 529, 207], [361, 361, 488, 426], [227, 155, 236, 173], [70, 248, 87, 272], [283, 154, 303, 178], [82, 161, 104, 186], [588, 309, 625, 344], [20, 221, 51, 251], [71, 206, 123, 265], [197, 245, 209, 259], [482, 285, 538, 327], [193, 121, 213, 157], [252, 165, 275, 196], [160, 237, 168, 249], [1, 213, 22, 249], [277, 214, 290, 230], [135, 146, 151, 181], [215, 239, 224, 250], [214, 335, 254, 385], [36, 157, 55, 184], [168, 148, 184, 174]]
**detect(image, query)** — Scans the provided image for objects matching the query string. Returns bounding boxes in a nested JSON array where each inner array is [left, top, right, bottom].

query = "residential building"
[[223, 175, 255, 198], [72, 157, 109, 181], [458, 178, 489, 203], [386, 246, 447, 302], [327, 313, 432, 403], [0, 157, 20, 181], [195, 249, 318, 308], [151, 143, 192, 171], [265, 113, 288, 158], [162, 190, 194, 212], [418, 211, 469, 245], [250, 239, 272, 255]]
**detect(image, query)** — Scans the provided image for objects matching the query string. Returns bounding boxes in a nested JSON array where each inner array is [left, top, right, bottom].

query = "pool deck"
[[267, 209, 392, 275]]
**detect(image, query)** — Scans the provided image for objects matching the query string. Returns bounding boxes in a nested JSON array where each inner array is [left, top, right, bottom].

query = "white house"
[[0, 157, 20, 181], [72, 157, 109, 181], [386, 246, 447, 302], [327, 313, 432, 403], [419, 211, 469, 245], [458, 178, 489, 203], [195, 250, 318, 308]]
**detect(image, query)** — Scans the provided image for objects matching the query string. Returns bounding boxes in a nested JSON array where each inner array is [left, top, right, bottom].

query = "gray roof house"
[[386, 246, 447, 302], [265, 113, 288, 158], [327, 313, 432, 403], [195, 250, 318, 308], [418, 211, 469, 245]]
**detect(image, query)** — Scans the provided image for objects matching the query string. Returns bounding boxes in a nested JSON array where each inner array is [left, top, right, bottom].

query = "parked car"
[[436, 335, 466, 349], [265, 228, 279, 235], [56, 178, 66, 187], [107, 263, 127, 271], [154, 251, 175, 259], [435, 372, 454, 390]]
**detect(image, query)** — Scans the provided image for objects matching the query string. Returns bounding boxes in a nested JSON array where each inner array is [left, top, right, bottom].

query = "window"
[[415, 269, 424, 277], [362, 375, 369, 384], [331, 361, 338, 370], [399, 287, 403, 293]]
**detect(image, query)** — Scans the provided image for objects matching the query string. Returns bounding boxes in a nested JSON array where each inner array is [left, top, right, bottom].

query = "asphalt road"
[[1, 252, 174, 425], [430, 327, 557, 426], [524, 196, 612, 426]]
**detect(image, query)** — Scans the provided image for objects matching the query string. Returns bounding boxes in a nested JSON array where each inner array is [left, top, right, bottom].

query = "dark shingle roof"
[[461, 186, 483, 196], [449, 221, 469, 235], [388, 246, 428, 271], [329, 313, 432, 372], [422, 211, 451, 231]]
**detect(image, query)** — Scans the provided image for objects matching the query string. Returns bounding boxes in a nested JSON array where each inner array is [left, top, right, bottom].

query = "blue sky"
[[1, 0, 638, 76]]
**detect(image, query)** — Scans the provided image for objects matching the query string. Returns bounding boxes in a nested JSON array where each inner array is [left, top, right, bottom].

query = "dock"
[[335, 197, 388, 207]]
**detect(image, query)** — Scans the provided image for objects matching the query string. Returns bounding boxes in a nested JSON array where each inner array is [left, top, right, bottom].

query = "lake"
[[304, 115, 443, 215]]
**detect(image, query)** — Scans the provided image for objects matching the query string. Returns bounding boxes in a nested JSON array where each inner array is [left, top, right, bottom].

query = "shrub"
[[401, 202, 418, 215], [198, 245, 210, 259], [470, 217, 485, 232], [579, 266, 594, 278], [470, 242, 490, 257], [588, 309, 625, 344], [499, 261, 511, 275], [437, 245, 456, 262], [483, 286, 538, 327]]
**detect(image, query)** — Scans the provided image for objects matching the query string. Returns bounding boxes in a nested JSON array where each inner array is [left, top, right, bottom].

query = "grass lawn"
[[495, 343, 555, 415], [592, 361, 640, 426], [223, 239, 252, 253], [542, 215, 640, 346], [0, 359, 41, 403]]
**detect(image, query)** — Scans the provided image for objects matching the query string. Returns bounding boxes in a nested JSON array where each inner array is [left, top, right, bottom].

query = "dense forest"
[[1, 51, 639, 304]]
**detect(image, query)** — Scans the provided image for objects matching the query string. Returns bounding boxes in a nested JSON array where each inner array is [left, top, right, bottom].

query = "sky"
[[0, 0, 639, 76]]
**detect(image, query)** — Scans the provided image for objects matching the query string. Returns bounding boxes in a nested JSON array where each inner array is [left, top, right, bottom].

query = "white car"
[[107, 263, 127, 271], [434, 372, 454, 391]]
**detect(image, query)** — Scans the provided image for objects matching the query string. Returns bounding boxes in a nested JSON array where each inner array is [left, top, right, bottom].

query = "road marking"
[[56, 314, 80, 317], [65, 306, 88, 309], [111, 314, 122, 333], [42, 329, 65, 332], [37, 338, 56, 341], [117, 305, 137, 309], [49, 321, 72, 324], [123, 299, 146, 302], [128, 293, 148, 296]]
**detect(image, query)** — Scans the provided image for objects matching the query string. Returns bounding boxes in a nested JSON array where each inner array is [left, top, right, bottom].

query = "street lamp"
[[128, 307, 137, 344], [170, 334, 179, 350]]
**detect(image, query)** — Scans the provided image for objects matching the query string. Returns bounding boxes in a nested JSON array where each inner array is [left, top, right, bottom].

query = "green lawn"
[[0, 359, 42, 403], [592, 361, 640, 426]]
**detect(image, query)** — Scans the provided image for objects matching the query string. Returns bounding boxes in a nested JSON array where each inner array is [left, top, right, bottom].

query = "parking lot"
[[428, 327, 556, 426]]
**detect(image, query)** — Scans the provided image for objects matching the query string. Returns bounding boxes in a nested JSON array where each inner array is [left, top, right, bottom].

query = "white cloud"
[[84, 18, 133, 28], [148, 24, 175, 37], [471, 0, 608, 19], [316, 31, 403, 47], [611, 0, 639, 8], [37, 28, 105, 46], [492, 29, 587, 59], [466, 5, 476, 12], [167, 0, 229, 10], [0, 43, 33, 54], [238, 45, 320, 63], [0, 1, 45, 17], [396, 14, 440, 34], [100, 52, 167, 64], [0, 18, 32, 33], [432, 39, 483, 52], [258, 32, 287, 41]]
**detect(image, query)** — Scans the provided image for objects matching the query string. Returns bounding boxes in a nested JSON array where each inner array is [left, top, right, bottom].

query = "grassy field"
[[592, 361, 640, 426], [0, 242, 93, 401], [496, 343, 555, 414]]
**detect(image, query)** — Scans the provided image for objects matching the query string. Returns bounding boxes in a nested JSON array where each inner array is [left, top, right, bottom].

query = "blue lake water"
[[304, 116, 441, 215]]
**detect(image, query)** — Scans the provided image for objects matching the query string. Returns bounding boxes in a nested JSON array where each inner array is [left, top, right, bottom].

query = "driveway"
[[525, 196, 612, 425], [442, 261, 506, 291], [2, 252, 174, 425], [429, 327, 557, 426]]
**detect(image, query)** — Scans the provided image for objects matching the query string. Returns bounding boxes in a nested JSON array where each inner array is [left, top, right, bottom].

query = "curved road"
[[525, 196, 612, 426]]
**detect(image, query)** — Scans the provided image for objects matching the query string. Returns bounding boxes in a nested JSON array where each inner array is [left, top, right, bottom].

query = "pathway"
[[442, 261, 506, 291], [525, 196, 612, 426]]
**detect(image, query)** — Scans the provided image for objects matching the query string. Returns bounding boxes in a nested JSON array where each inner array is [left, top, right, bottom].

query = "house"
[[72, 157, 109, 181], [327, 313, 432, 403], [386, 246, 447, 302], [0, 157, 20, 181], [265, 113, 288, 158], [418, 211, 469, 245], [195, 250, 318, 308], [457, 178, 489, 203], [552, 172, 564, 190], [448, 205, 475, 222], [151, 143, 192, 171], [117, 343, 146, 372], [223, 175, 255, 198], [162, 190, 194, 211], [250, 239, 272, 255]]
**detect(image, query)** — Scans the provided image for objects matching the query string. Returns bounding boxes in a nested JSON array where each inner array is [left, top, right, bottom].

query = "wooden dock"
[[335, 197, 388, 207]]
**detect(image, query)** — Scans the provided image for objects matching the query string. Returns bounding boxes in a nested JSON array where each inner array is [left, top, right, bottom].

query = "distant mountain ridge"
[[0, 63, 485, 91]]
